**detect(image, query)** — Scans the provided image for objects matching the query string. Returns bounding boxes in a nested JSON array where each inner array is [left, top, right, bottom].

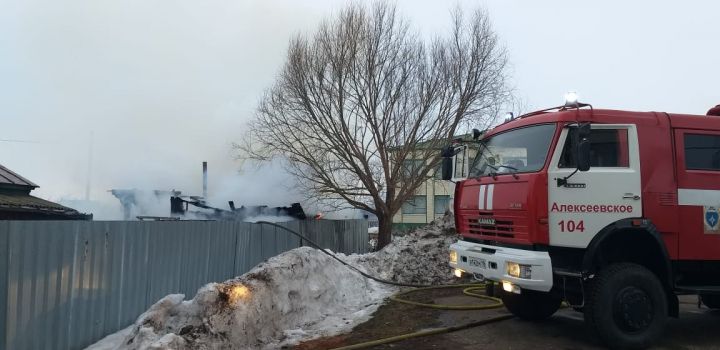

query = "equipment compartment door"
[[674, 129, 720, 260], [547, 124, 642, 248]]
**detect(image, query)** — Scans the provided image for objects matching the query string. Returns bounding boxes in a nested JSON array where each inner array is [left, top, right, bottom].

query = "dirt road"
[[295, 288, 720, 349]]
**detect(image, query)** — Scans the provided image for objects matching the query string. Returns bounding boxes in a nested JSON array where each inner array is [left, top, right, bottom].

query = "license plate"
[[468, 257, 487, 269]]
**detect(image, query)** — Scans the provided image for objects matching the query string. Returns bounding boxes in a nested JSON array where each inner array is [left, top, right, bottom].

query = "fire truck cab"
[[445, 101, 720, 349]]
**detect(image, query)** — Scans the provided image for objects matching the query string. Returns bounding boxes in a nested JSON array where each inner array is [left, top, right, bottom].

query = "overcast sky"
[[1, 0, 718, 216]]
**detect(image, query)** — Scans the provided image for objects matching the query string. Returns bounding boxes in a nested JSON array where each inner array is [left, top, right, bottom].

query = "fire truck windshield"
[[470, 123, 556, 177]]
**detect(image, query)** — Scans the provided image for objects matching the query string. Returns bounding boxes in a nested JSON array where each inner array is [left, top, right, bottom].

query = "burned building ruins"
[[110, 162, 306, 221]]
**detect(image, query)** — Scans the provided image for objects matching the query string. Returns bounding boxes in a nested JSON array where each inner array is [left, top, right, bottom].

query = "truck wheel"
[[701, 294, 720, 309], [500, 289, 562, 321], [584, 263, 667, 349]]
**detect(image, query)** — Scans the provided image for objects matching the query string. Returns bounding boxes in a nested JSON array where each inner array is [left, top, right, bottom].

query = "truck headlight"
[[502, 281, 521, 294], [506, 262, 532, 279], [449, 250, 458, 264]]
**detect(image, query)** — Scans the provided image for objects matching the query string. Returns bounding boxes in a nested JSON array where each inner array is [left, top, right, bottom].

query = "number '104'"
[[558, 220, 585, 232]]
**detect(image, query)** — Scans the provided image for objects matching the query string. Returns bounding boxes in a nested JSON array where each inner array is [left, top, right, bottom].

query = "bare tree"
[[240, 2, 509, 248]]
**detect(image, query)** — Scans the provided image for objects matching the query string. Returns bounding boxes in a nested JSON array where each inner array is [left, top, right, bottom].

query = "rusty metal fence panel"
[[0, 219, 367, 350]]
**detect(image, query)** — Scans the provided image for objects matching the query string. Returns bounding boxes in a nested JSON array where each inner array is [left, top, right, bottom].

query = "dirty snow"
[[85, 215, 457, 350], [351, 215, 458, 286]]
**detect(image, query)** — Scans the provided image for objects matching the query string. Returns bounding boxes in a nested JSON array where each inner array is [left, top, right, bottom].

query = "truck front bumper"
[[449, 240, 553, 292]]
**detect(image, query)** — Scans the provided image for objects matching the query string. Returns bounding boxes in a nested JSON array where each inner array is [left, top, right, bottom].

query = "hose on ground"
[[390, 284, 503, 310], [330, 314, 514, 350], [256, 221, 511, 349], [331, 284, 507, 350]]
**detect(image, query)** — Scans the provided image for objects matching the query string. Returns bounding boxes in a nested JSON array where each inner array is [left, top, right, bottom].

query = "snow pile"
[[351, 215, 458, 286], [89, 247, 391, 350], [86, 215, 457, 350]]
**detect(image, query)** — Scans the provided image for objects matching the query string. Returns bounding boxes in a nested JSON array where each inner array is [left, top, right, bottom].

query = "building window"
[[434, 195, 450, 214], [685, 134, 720, 171], [402, 195, 427, 214], [559, 128, 629, 168]]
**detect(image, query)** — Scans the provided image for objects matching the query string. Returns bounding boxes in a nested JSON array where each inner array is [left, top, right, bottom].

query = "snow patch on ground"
[[85, 215, 457, 350]]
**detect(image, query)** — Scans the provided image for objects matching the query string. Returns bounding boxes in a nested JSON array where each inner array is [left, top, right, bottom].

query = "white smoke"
[[206, 160, 304, 211], [56, 158, 308, 220], [0, 0, 334, 220], [2, 0, 485, 222]]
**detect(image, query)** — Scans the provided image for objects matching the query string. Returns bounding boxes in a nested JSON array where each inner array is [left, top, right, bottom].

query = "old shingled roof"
[[0, 163, 38, 188], [0, 192, 79, 214], [0, 163, 90, 219]]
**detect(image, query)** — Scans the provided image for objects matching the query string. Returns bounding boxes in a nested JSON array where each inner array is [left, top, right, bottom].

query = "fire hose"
[[256, 221, 511, 349]]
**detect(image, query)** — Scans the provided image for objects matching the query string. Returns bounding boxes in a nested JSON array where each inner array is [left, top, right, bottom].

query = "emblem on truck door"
[[704, 206, 719, 234]]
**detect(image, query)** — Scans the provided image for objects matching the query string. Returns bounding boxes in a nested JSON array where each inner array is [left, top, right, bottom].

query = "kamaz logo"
[[477, 218, 495, 225]]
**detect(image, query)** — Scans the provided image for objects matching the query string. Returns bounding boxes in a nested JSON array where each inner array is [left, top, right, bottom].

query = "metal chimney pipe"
[[202, 161, 208, 200]]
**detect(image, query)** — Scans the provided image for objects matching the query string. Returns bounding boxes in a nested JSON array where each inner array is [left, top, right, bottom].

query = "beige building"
[[392, 137, 478, 231], [392, 169, 455, 231]]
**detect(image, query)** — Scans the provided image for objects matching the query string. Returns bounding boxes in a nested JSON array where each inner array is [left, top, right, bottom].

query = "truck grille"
[[467, 214, 515, 239], [462, 209, 532, 244]]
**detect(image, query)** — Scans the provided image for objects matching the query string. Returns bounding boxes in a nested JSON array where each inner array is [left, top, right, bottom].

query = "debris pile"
[[87, 216, 458, 350]]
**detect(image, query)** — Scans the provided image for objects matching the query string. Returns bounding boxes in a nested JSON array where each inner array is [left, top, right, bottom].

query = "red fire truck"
[[444, 98, 720, 349]]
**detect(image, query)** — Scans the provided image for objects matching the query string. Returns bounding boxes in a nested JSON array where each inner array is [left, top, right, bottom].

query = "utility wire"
[[0, 139, 42, 144]]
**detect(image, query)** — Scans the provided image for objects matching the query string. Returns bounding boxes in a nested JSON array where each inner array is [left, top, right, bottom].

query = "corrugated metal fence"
[[0, 219, 368, 350]]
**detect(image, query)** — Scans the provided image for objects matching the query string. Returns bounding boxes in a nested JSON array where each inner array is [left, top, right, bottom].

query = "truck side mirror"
[[440, 145, 457, 181], [441, 157, 454, 180], [571, 123, 591, 172], [576, 139, 591, 172], [578, 123, 591, 139]]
